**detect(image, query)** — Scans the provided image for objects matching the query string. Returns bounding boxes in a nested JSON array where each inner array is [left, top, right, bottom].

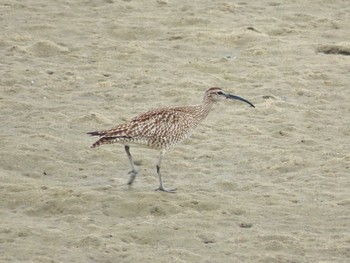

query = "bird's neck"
[[197, 97, 215, 121]]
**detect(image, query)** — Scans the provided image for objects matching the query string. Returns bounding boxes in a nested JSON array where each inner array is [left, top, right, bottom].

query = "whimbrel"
[[87, 87, 255, 192]]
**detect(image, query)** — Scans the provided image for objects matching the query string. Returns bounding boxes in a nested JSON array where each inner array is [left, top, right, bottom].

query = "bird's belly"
[[121, 134, 189, 150]]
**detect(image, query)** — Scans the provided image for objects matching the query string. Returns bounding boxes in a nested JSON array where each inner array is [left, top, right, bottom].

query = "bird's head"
[[204, 87, 255, 108]]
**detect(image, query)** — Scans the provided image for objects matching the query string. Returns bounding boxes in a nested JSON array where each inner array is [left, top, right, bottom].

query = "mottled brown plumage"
[[88, 87, 255, 192]]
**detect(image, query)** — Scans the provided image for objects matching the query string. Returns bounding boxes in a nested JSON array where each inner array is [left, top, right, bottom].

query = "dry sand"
[[1, 0, 350, 262]]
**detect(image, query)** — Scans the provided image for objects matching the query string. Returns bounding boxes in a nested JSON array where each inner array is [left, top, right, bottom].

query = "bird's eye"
[[216, 91, 224, 95]]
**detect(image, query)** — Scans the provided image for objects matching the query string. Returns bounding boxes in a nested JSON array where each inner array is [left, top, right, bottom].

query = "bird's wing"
[[88, 106, 197, 148], [126, 107, 190, 138]]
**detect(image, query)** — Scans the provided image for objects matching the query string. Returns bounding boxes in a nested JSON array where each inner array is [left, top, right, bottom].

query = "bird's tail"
[[89, 136, 111, 148], [88, 135, 132, 148], [87, 126, 132, 148], [87, 130, 108, 137]]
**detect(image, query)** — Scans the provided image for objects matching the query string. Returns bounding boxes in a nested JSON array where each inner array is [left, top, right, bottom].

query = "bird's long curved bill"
[[226, 94, 255, 108]]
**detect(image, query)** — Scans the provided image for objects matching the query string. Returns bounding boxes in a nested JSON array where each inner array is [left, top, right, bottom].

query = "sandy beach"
[[1, 0, 349, 262]]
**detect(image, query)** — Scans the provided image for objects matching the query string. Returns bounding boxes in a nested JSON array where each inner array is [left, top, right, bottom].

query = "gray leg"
[[155, 149, 176, 193], [124, 145, 138, 185]]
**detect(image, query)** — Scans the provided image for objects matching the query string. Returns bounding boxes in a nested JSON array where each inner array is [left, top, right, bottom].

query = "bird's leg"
[[124, 145, 138, 186], [155, 149, 176, 193]]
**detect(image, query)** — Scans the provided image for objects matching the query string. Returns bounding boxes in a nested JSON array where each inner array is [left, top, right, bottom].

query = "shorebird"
[[87, 87, 255, 192]]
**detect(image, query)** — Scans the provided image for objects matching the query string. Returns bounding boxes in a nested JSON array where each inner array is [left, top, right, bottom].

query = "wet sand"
[[1, 0, 349, 262]]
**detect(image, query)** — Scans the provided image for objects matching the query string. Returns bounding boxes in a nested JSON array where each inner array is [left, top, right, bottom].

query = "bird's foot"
[[127, 170, 138, 185], [155, 186, 177, 193]]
